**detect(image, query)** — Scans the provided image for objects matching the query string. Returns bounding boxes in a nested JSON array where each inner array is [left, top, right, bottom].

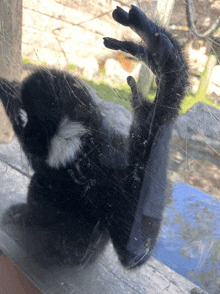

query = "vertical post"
[[0, 0, 22, 143], [137, 0, 175, 97], [155, 0, 176, 27], [196, 54, 217, 101]]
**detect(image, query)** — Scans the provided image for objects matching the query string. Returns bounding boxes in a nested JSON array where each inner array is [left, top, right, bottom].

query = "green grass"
[[180, 92, 220, 114], [84, 79, 132, 111], [99, 68, 106, 75], [85, 79, 220, 114], [22, 57, 47, 67], [67, 64, 77, 71], [21, 57, 32, 64]]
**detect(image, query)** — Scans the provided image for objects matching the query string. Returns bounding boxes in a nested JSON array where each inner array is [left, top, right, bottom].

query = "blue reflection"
[[153, 183, 220, 293]]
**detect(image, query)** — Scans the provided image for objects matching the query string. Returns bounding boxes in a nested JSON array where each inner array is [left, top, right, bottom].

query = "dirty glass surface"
[[0, 1, 220, 294]]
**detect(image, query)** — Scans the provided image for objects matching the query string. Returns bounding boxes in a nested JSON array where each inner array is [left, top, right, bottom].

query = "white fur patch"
[[19, 109, 28, 127], [46, 117, 88, 169]]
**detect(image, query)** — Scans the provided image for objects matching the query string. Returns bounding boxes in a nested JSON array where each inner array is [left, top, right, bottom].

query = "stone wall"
[[22, 0, 135, 68], [171, 102, 220, 199]]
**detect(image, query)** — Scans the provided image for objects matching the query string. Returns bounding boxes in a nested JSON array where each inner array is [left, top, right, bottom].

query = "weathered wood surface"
[[0, 139, 207, 294], [0, 0, 22, 144]]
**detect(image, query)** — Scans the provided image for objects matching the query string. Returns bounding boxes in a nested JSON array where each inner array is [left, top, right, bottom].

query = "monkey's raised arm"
[[104, 6, 189, 268], [104, 6, 189, 159]]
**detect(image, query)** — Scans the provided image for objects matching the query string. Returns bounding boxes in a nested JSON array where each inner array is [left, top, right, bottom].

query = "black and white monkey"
[[0, 6, 188, 268]]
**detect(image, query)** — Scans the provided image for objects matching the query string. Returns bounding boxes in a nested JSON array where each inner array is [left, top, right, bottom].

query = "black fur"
[[0, 6, 188, 268]]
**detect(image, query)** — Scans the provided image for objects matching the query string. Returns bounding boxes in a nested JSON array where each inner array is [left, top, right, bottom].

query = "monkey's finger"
[[112, 6, 160, 51], [127, 76, 138, 97], [127, 76, 142, 108], [112, 6, 130, 26], [103, 38, 146, 61], [128, 5, 160, 51], [111, 6, 158, 51]]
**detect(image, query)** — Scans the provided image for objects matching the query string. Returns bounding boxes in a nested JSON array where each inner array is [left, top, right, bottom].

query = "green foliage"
[[99, 68, 106, 75], [84, 78, 220, 114], [216, 27, 220, 34], [196, 55, 217, 100], [21, 57, 32, 64], [84, 79, 132, 111], [180, 92, 220, 114], [180, 93, 197, 114], [22, 57, 47, 67], [67, 64, 77, 71]]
